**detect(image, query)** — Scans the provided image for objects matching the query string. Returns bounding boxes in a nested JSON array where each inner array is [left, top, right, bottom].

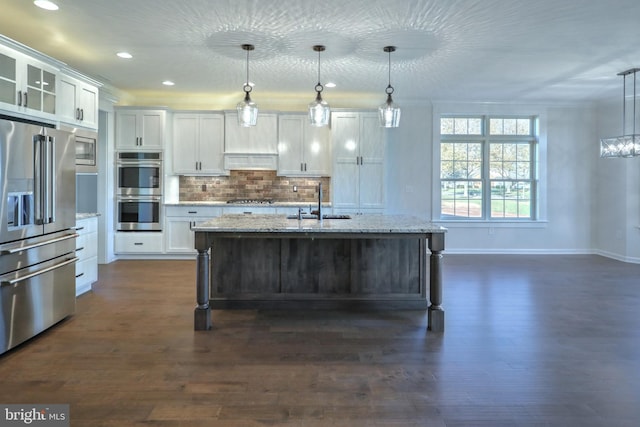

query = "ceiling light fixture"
[[237, 44, 258, 127], [116, 52, 133, 59], [600, 68, 640, 158], [308, 45, 330, 127], [379, 46, 401, 128], [34, 0, 59, 11], [162, 80, 175, 86]]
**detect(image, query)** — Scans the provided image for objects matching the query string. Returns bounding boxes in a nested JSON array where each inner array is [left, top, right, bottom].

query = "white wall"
[[385, 102, 597, 254]]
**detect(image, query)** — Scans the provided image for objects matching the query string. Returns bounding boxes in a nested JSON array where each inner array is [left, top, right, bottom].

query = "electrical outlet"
[[201, 184, 207, 192], [293, 185, 298, 192]]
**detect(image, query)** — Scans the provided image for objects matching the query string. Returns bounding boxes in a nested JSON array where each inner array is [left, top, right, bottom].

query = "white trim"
[[444, 248, 594, 255], [594, 249, 640, 264], [436, 220, 548, 229]]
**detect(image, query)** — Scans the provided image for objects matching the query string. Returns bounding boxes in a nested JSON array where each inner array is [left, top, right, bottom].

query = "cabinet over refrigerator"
[[0, 118, 77, 355]]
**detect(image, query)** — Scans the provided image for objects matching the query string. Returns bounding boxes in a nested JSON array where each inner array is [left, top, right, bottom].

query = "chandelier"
[[600, 68, 640, 158]]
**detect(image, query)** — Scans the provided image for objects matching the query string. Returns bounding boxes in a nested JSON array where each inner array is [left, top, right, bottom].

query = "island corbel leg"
[[428, 233, 445, 332], [194, 232, 211, 330]]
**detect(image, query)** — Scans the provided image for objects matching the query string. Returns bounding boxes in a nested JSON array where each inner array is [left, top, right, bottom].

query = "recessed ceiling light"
[[325, 82, 336, 88], [116, 52, 133, 59], [34, 0, 59, 11], [162, 81, 175, 86]]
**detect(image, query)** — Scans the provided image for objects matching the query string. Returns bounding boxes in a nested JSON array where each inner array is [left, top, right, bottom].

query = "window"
[[440, 115, 537, 220]]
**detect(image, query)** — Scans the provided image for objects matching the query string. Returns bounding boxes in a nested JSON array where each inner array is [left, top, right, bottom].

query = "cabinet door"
[[116, 110, 165, 150], [79, 84, 98, 129], [358, 114, 385, 209], [165, 218, 196, 253], [331, 113, 360, 209], [172, 114, 198, 173], [116, 111, 139, 149], [57, 76, 79, 124], [278, 115, 305, 175], [198, 114, 225, 174], [26, 63, 56, 115], [0, 50, 17, 107], [303, 121, 331, 176], [140, 112, 164, 148]]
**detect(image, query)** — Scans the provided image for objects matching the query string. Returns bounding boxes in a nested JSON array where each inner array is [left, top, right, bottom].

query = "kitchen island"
[[193, 215, 447, 332]]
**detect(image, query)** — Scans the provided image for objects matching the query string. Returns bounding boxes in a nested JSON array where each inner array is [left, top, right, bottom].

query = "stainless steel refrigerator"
[[0, 118, 77, 355]]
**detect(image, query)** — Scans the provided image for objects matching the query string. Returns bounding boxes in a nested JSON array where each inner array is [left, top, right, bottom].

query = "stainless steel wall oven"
[[116, 152, 162, 196], [116, 195, 162, 231]]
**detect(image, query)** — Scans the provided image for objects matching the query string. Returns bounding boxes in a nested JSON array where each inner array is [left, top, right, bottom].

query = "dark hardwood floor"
[[1, 255, 639, 426]]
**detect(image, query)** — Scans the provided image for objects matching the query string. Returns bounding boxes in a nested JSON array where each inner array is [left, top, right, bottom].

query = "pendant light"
[[236, 44, 258, 127], [379, 46, 401, 128], [308, 45, 330, 127], [600, 68, 640, 158]]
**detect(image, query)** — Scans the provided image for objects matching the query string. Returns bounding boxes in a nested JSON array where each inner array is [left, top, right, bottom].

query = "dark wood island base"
[[193, 215, 446, 332]]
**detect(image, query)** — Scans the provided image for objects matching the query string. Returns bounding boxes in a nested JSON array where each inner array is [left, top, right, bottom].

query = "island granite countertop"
[[193, 214, 447, 234]]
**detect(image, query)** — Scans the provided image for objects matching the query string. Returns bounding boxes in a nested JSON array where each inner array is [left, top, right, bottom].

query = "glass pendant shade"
[[600, 68, 640, 158], [237, 44, 258, 127], [237, 90, 258, 127], [309, 90, 330, 127], [309, 45, 330, 127], [379, 46, 400, 128], [379, 92, 401, 128]]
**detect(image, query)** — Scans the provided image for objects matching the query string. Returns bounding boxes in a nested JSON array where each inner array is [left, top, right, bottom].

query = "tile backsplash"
[[179, 170, 330, 203]]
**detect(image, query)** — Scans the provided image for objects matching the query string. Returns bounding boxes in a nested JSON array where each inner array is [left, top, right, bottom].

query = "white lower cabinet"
[[165, 206, 222, 254], [75, 216, 98, 296], [115, 232, 164, 254]]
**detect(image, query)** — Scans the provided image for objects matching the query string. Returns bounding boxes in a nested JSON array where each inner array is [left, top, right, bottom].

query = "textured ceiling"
[[1, 0, 640, 109]]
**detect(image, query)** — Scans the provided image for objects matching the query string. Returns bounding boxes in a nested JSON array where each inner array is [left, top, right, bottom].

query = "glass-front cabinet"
[[0, 43, 57, 121], [0, 50, 17, 107]]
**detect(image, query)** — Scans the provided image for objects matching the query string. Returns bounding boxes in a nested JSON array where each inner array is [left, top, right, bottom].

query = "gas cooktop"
[[226, 199, 274, 204]]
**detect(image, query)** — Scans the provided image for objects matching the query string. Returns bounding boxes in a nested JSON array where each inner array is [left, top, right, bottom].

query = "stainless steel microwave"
[[67, 127, 98, 173]]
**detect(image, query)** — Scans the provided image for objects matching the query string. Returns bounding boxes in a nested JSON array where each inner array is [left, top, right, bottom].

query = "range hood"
[[224, 153, 277, 170]]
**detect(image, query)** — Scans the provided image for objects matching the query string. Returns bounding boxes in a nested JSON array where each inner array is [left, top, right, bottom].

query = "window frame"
[[433, 107, 546, 226]]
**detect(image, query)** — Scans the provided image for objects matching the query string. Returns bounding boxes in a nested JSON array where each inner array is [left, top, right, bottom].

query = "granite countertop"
[[165, 201, 331, 207], [193, 214, 447, 234]]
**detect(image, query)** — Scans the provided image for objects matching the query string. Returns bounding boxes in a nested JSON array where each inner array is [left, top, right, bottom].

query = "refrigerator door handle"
[[1, 257, 78, 286], [33, 134, 45, 225], [0, 233, 79, 255], [46, 135, 56, 224]]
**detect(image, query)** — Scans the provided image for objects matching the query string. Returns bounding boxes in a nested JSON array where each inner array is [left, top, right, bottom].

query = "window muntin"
[[440, 116, 536, 220]]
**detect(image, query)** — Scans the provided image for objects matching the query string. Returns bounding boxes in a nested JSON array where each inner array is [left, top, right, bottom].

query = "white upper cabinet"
[[172, 112, 225, 175], [331, 111, 385, 213], [278, 114, 331, 176], [116, 108, 167, 150], [224, 112, 278, 154], [57, 72, 99, 130], [0, 43, 58, 123]]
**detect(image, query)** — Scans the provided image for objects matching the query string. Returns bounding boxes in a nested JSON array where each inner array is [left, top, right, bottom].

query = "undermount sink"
[[286, 214, 351, 220]]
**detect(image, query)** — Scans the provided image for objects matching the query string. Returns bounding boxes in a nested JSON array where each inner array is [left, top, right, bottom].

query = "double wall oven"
[[116, 152, 162, 231]]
